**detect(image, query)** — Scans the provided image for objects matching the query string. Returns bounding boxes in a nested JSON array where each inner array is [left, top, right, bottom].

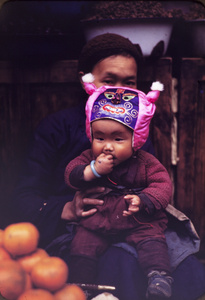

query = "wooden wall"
[[177, 58, 205, 258], [0, 60, 84, 226], [0, 57, 205, 258]]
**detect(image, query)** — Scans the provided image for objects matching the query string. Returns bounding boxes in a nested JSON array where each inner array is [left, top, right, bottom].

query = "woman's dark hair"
[[78, 33, 142, 73]]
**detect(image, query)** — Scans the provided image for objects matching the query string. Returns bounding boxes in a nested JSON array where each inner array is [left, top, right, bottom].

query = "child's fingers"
[[124, 194, 140, 206], [129, 205, 140, 213], [122, 210, 132, 217], [124, 194, 134, 200], [123, 206, 139, 216], [123, 195, 141, 217], [97, 154, 113, 164]]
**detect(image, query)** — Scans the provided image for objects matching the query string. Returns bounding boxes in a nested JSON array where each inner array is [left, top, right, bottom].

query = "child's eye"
[[95, 137, 104, 141], [115, 138, 123, 141]]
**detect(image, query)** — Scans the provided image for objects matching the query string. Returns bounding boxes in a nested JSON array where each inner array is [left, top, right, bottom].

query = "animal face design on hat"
[[91, 88, 139, 131], [82, 73, 163, 151]]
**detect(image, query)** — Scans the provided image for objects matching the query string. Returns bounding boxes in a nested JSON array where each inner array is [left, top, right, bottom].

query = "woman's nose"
[[115, 81, 122, 87]]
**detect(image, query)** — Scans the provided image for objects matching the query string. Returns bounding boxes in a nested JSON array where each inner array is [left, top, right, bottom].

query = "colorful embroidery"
[[91, 88, 139, 129]]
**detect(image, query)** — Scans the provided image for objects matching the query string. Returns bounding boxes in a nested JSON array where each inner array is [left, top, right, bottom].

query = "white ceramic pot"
[[82, 18, 174, 57]]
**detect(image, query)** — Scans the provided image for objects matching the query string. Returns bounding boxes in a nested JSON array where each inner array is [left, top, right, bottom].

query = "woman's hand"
[[61, 187, 104, 221], [123, 194, 141, 217]]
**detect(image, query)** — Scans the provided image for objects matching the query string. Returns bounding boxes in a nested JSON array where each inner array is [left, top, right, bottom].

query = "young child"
[[65, 74, 173, 299]]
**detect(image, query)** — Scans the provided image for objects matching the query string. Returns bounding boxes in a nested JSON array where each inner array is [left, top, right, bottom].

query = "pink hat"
[[82, 73, 163, 151]]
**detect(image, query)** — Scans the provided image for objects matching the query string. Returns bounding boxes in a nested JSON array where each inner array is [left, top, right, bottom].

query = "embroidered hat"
[[82, 73, 163, 151]]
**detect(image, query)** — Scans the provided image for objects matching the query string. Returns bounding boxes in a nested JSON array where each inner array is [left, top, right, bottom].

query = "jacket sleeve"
[[64, 149, 94, 190], [138, 152, 172, 212]]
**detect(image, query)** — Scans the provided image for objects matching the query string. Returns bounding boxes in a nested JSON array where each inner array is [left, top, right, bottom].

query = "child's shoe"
[[146, 270, 173, 299]]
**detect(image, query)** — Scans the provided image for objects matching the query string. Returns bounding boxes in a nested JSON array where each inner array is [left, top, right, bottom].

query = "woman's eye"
[[103, 80, 114, 85], [125, 81, 136, 87]]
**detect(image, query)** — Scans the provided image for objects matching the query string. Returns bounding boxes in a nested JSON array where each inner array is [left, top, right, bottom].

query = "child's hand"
[[123, 194, 141, 217], [95, 153, 114, 175], [84, 154, 114, 181]]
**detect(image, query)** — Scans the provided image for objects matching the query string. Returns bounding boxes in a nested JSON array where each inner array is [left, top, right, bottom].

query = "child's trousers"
[[69, 225, 171, 283]]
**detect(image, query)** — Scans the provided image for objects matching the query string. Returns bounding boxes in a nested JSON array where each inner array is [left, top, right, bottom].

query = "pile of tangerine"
[[0, 222, 86, 300]]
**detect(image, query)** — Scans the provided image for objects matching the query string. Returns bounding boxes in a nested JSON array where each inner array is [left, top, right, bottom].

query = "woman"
[[13, 33, 205, 300]]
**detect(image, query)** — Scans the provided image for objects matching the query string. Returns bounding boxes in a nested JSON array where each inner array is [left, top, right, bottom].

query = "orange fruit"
[[17, 248, 49, 273], [0, 259, 26, 300], [3, 222, 39, 257], [31, 256, 68, 292], [54, 284, 86, 300], [17, 288, 55, 300], [0, 229, 4, 246], [0, 246, 11, 261]]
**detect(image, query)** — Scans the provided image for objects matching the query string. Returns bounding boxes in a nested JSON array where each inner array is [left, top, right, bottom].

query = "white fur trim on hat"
[[82, 73, 95, 83], [151, 81, 164, 91]]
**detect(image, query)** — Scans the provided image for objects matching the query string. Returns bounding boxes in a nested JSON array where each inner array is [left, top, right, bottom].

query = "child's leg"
[[68, 226, 108, 284], [126, 229, 173, 299], [68, 255, 97, 284], [136, 238, 171, 275], [137, 239, 173, 299]]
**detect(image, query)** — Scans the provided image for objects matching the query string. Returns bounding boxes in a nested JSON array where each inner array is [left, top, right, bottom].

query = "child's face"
[[91, 119, 133, 166]]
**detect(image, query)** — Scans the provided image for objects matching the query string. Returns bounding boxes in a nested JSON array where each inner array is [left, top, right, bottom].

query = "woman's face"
[[83, 55, 138, 89]]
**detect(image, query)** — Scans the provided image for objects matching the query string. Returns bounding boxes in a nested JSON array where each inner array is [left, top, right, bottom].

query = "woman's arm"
[[13, 107, 90, 247]]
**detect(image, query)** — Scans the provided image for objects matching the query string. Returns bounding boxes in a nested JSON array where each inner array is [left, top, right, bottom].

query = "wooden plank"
[[177, 58, 205, 256], [11, 60, 80, 84], [0, 62, 13, 83], [138, 57, 173, 175], [0, 61, 84, 228], [29, 82, 84, 129]]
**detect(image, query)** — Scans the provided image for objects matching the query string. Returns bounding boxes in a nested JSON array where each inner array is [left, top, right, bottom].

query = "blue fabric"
[[12, 104, 91, 247], [45, 227, 205, 300], [97, 247, 205, 300], [113, 204, 201, 271]]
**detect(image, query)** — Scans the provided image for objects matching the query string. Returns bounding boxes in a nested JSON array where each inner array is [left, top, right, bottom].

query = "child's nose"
[[103, 142, 114, 153]]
